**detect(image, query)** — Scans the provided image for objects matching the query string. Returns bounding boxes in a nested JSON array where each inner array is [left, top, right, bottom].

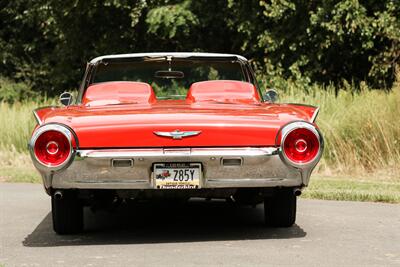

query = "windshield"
[[90, 58, 247, 99]]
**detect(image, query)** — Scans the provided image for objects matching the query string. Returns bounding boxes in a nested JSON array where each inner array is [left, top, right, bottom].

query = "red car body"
[[29, 53, 323, 234], [35, 91, 317, 148]]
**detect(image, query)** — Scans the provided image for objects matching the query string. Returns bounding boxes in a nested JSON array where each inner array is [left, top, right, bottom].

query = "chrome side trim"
[[206, 178, 301, 188], [75, 179, 149, 184], [32, 110, 42, 125], [310, 107, 320, 123]]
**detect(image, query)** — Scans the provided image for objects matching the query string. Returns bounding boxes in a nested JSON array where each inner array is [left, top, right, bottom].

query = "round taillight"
[[283, 128, 319, 164], [34, 130, 71, 167]]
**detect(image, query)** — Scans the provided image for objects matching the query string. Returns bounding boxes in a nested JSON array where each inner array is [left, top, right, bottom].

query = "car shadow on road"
[[23, 200, 306, 247]]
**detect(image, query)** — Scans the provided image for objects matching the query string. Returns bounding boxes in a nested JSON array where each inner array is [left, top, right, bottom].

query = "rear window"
[[91, 59, 246, 99]]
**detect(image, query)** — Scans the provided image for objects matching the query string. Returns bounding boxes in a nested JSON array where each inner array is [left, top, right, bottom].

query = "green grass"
[[302, 176, 400, 203], [0, 166, 41, 183], [0, 150, 41, 183], [0, 99, 55, 153], [280, 80, 400, 177]]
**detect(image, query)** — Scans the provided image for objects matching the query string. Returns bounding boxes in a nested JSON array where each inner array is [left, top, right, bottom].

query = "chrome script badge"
[[154, 130, 202, 140]]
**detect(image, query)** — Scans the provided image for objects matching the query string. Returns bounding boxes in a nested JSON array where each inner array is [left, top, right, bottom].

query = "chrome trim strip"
[[77, 147, 279, 159], [207, 178, 284, 181], [90, 52, 248, 64], [205, 178, 302, 188], [32, 110, 42, 125], [310, 107, 320, 123], [75, 180, 149, 184]]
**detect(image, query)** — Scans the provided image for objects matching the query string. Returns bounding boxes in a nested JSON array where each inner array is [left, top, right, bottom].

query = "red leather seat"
[[186, 80, 261, 104], [82, 81, 157, 106]]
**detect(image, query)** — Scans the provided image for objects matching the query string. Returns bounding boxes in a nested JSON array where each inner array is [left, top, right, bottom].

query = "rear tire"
[[51, 191, 83, 234], [264, 188, 296, 227]]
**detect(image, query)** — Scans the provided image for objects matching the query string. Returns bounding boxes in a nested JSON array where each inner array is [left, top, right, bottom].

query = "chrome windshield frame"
[[77, 53, 260, 104]]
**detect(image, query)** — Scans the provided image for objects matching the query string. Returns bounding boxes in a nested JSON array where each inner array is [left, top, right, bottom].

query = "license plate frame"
[[153, 162, 202, 189]]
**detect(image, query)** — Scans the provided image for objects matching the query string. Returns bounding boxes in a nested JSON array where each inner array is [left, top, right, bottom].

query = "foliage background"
[[1, 0, 399, 97]]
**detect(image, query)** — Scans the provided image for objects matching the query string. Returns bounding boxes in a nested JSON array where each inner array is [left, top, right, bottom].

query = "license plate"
[[154, 163, 201, 189]]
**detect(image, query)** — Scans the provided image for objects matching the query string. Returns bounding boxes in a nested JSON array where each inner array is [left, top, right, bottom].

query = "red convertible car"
[[29, 53, 323, 234]]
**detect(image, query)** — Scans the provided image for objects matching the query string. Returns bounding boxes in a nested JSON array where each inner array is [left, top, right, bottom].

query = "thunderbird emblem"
[[154, 130, 201, 140]]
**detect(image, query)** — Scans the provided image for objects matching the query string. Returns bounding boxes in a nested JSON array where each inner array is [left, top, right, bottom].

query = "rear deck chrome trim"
[[77, 147, 279, 159]]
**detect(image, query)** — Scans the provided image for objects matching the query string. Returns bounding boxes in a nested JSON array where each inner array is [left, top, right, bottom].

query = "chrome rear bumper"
[[37, 147, 309, 190]]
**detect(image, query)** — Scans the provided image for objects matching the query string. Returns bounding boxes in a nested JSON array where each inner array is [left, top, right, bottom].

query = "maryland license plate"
[[154, 163, 201, 189]]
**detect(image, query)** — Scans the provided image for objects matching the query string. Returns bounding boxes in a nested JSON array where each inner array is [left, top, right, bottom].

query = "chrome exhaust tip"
[[54, 190, 63, 199]]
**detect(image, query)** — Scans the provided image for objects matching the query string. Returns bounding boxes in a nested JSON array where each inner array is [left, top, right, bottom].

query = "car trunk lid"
[[37, 101, 317, 148]]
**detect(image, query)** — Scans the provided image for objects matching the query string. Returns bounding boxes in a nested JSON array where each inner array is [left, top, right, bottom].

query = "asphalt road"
[[0, 183, 399, 267]]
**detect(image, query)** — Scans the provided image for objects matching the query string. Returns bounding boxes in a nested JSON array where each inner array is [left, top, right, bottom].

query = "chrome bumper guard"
[[39, 147, 310, 190]]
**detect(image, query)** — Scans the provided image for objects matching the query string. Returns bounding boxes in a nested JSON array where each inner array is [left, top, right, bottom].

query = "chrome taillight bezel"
[[29, 124, 76, 171], [277, 121, 324, 169]]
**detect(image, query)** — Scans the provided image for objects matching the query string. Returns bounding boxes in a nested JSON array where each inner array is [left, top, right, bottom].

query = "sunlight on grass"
[[280, 80, 400, 178], [0, 99, 56, 152], [302, 175, 400, 203], [0, 150, 41, 183]]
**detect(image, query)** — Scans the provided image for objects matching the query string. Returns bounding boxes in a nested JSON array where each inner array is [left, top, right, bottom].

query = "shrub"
[[0, 77, 38, 103]]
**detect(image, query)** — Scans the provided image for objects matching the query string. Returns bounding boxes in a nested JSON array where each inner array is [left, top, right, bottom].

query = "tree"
[[0, 0, 399, 95]]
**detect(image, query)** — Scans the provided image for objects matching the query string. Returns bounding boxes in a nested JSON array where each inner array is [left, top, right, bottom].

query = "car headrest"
[[82, 81, 156, 106], [186, 80, 261, 104]]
